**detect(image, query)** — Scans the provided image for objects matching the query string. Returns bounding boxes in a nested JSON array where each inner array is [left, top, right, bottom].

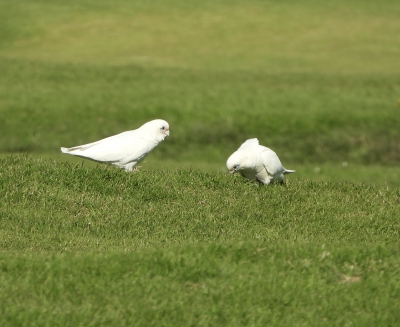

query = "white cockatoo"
[[226, 138, 295, 185], [61, 119, 170, 172]]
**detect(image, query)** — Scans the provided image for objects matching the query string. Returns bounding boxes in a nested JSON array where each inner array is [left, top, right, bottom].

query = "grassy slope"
[[0, 0, 399, 169], [1, 0, 400, 325], [2, 156, 399, 251], [0, 156, 399, 326]]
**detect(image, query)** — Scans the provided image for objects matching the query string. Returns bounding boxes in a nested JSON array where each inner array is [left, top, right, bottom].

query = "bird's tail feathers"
[[283, 169, 295, 175], [61, 143, 97, 154]]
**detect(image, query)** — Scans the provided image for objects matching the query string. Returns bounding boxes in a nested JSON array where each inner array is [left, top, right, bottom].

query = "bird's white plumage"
[[226, 138, 295, 185], [61, 119, 170, 171]]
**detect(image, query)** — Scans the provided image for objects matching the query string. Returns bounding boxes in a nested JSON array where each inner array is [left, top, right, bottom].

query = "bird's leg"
[[124, 162, 139, 172]]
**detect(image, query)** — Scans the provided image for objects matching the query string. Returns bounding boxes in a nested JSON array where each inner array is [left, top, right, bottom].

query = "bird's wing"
[[238, 138, 259, 150], [258, 145, 284, 176], [65, 131, 154, 163]]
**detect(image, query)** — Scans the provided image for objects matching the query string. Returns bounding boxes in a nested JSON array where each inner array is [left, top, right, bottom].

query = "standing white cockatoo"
[[61, 119, 170, 172], [226, 138, 295, 185]]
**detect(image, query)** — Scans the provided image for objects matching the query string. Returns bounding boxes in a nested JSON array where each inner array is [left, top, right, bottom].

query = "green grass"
[[1, 60, 399, 167], [1, 0, 400, 73], [1, 245, 399, 326], [0, 0, 400, 167], [1, 0, 400, 325], [1, 156, 399, 326], [2, 155, 399, 251]]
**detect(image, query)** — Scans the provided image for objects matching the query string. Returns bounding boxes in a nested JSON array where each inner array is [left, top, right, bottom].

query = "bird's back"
[[258, 145, 285, 177], [63, 130, 153, 164]]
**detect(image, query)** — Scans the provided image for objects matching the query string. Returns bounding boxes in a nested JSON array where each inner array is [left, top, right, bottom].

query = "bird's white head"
[[141, 119, 170, 142], [226, 151, 249, 174]]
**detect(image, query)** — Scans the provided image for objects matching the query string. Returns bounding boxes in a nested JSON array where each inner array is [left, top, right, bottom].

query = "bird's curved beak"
[[229, 168, 236, 175], [164, 129, 170, 137]]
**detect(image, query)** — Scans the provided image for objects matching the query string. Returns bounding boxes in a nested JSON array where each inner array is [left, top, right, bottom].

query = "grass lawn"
[[1, 156, 399, 326], [0, 0, 399, 325]]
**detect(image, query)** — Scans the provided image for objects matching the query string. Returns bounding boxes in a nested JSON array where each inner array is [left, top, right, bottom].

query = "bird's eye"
[[233, 164, 239, 170], [161, 126, 165, 131]]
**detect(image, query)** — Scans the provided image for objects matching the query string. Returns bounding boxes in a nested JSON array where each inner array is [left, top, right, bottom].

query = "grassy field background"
[[0, 0, 400, 325]]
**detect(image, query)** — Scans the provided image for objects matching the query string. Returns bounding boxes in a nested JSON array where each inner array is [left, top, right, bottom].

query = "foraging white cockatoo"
[[226, 138, 295, 185]]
